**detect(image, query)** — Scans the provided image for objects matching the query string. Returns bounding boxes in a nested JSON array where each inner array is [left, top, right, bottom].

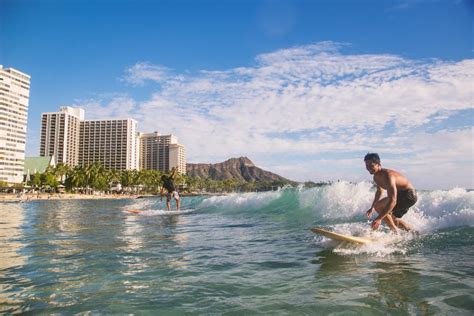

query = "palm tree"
[[223, 179, 237, 193], [53, 163, 70, 184], [29, 172, 42, 189], [106, 169, 121, 193], [41, 171, 59, 189], [204, 177, 218, 193], [138, 169, 162, 193], [66, 166, 86, 191], [150, 170, 163, 193], [121, 169, 140, 193], [86, 163, 110, 192], [243, 180, 257, 192], [184, 175, 199, 193]]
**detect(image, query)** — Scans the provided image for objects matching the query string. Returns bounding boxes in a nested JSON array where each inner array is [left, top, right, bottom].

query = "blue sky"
[[1, 0, 473, 189]]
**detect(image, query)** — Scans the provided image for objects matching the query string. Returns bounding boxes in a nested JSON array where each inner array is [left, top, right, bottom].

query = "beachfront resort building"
[[40, 108, 139, 170], [0, 66, 31, 183], [138, 132, 186, 174], [170, 143, 186, 174], [40, 106, 83, 167], [79, 118, 139, 170], [39, 107, 185, 173]]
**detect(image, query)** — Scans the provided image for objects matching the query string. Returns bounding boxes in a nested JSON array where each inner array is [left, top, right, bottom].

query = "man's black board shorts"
[[392, 189, 417, 218]]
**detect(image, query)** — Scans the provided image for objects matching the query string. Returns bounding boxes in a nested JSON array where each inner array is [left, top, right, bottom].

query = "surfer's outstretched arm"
[[170, 167, 177, 178]]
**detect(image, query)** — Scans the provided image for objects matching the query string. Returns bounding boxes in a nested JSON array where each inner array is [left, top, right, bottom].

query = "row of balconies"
[[0, 106, 27, 116], [79, 155, 128, 159], [8, 74, 30, 85], [79, 147, 128, 151], [79, 136, 129, 139], [79, 133, 129, 137], [0, 128, 26, 135], [81, 124, 128, 127]]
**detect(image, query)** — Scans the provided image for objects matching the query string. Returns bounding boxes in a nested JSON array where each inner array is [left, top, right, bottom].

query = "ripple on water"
[[0, 198, 472, 314]]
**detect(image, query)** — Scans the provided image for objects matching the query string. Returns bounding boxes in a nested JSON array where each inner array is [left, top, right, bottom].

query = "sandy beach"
[[0, 192, 223, 202], [0, 192, 142, 202]]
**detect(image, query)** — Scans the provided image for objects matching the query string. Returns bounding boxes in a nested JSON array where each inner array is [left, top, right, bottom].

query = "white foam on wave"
[[391, 188, 474, 233], [299, 181, 374, 219], [315, 222, 416, 257], [333, 239, 407, 257], [198, 190, 282, 211], [310, 186, 474, 256], [124, 198, 157, 211], [300, 183, 474, 232]]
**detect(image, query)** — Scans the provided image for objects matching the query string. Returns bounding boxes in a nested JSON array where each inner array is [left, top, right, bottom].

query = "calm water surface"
[[1, 186, 473, 314]]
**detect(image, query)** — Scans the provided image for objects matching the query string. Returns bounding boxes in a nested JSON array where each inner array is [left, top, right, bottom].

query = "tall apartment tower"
[[138, 132, 186, 174], [40, 106, 84, 166], [0, 66, 31, 183], [170, 143, 186, 174], [79, 119, 138, 170]]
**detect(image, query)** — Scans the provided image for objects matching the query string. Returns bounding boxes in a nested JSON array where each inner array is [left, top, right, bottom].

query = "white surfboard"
[[311, 227, 376, 245], [126, 209, 195, 215]]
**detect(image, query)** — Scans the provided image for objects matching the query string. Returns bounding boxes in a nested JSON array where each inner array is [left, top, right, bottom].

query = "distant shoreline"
[[0, 192, 227, 203]]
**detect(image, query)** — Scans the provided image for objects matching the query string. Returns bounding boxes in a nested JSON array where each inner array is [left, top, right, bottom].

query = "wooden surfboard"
[[311, 227, 376, 245]]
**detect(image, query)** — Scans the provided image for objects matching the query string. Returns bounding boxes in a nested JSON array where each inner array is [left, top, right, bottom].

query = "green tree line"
[[22, 163, 295, 194]]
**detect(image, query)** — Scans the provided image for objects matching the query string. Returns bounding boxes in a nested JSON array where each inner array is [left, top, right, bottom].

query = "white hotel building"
[[79, 118, 138, 170], [138, 132, 186, 174], [40, 107, 185, 173], [0, 66, 31, 183], [40, 106, 83, 167]]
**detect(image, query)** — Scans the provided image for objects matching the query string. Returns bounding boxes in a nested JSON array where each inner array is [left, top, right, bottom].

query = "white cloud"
[[72, 95, 137, 120], [74, 42, 473, 189], [122, 62, 171, 86]]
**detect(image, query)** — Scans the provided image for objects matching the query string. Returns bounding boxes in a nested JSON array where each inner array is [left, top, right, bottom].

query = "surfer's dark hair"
[[364, 153, 380, 164]]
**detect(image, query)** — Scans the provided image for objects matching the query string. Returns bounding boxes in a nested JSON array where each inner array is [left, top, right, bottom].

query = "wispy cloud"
[[122, 62, 171, 86], [72, 95, 138, 120], [75, 42, 473, 189]]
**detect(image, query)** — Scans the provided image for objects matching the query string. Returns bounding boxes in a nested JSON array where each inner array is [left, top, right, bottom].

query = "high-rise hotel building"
[[169, 143, 186, 174], [0, 66, 31, 183], [79, 118, 138, 170], [138, 132, 186, 174], [40, 107, 185, 173], [41, 108, 139, 171], [40, 106, 84, 166]]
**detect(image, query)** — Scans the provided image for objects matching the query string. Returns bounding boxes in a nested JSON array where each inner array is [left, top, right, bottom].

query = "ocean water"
[[0, 182, 473, 314]]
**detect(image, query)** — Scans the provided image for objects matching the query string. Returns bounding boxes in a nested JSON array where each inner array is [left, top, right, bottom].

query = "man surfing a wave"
[[364, 153, 417, 233], [160, 167, 180, 211]]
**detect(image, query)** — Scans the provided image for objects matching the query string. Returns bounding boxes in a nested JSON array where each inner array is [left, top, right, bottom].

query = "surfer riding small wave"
[[364, 153, 417, 234], [160, 167, 181, 211]]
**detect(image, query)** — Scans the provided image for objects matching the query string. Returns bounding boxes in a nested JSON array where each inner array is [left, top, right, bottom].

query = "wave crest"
[[197, 184, 474, 231]]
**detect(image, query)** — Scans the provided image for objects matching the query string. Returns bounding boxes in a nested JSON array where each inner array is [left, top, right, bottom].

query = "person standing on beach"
[[364, 153, 417, 233], [160, 167, 180, 211]]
